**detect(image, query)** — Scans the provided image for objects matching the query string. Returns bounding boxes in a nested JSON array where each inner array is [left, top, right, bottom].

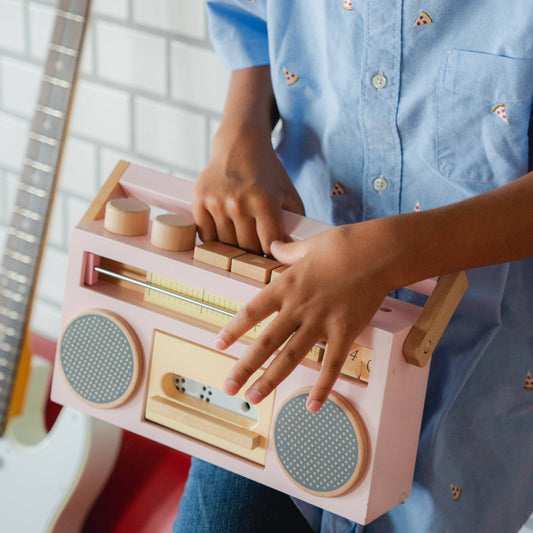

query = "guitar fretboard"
[[0, 0, 91, 433]]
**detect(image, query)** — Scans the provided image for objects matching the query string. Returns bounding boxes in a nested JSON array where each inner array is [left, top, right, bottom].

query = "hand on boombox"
[[215, 219, 396, 413]]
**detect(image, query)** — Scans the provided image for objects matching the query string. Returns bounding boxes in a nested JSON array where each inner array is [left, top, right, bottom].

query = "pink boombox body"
[[51, 161, 467, 524]]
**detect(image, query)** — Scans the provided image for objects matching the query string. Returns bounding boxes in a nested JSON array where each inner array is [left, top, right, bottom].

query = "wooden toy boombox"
[[51, 161, 467, 524]]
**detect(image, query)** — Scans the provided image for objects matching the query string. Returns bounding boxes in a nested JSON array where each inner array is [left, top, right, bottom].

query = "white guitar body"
[[0, 355, 121, 533]]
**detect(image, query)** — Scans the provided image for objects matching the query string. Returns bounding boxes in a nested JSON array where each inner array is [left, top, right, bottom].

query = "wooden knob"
[[104, 197, 150, 236], [150, 212, 196, 251]]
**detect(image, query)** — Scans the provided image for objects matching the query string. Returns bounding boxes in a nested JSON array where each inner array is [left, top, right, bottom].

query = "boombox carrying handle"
[[81, 161, 468, 369], [402, 271, 468, 367], [80, 160, 131, 224]]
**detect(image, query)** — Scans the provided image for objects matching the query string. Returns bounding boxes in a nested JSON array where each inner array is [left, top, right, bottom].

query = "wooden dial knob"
[[104, 197, 150, 236], [150, 212, 197, 251]]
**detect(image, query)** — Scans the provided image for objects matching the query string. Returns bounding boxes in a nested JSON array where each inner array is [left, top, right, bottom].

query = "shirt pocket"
[[435, 50, 533, 192]]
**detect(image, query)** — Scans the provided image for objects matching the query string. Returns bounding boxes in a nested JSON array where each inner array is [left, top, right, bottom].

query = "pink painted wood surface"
[[51, 163, 437, 524]]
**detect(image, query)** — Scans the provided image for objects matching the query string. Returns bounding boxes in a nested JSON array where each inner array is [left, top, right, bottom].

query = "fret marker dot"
[[55, 60, 63, 70], [43, 121, 50, 130]]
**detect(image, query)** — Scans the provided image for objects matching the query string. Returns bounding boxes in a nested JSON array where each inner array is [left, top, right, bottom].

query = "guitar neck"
[[0, 0, 91, 434]]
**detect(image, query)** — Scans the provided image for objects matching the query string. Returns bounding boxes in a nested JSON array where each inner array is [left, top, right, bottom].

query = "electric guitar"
[[0, 1, 121, 531]]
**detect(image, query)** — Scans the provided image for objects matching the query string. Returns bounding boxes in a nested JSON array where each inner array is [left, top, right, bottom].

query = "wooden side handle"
[[403, 271, 468, 367], [79, 160, 130, 224]]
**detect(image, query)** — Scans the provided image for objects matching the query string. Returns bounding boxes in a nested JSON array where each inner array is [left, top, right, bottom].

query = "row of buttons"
[[193, 241, 372, 382], [371, 71, 389, 194]]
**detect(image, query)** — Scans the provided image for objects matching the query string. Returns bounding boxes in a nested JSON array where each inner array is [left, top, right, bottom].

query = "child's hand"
[[193, 132, 304, 255], [215, 221, 396, 412]]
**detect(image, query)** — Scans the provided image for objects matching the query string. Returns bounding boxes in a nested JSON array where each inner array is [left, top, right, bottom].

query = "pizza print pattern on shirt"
[[450, 484, 463, 502], [525, 371, 533, 390], [414, 11, 432, 26], [492, 103, 509, 124], [342, 0, 354, 10], [283, 67, 299, 85], [331, 182, 347, 196]]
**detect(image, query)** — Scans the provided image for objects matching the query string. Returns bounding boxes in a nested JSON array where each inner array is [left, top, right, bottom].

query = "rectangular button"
[[270, 264, 289, 281], [340, 343, 373, 382], [194, 241, 247, 270], [230, 253, 282, 283], [306, 344, 324, 362]]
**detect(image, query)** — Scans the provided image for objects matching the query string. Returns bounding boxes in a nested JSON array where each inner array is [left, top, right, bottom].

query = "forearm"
[[193, 64, 303, 254], [214, 65, 278, 148], [372, 171, 533, 289], [214, 168, 533, 411]]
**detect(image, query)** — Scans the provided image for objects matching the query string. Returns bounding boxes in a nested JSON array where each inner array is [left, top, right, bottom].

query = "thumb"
[[270, 239, 307, 265]]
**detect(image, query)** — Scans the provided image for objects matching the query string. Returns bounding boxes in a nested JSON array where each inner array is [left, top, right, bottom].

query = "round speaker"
[[58, 309, 142, 408], [274, 388, 368, 497]]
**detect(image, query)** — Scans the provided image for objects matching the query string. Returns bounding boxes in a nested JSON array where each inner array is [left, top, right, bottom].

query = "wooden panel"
[[193, 242, 247, 271], [230, 254, 282, 283]]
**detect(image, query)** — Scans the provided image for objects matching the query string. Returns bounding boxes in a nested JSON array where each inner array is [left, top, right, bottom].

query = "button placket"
[[360, 0, 402, 220]]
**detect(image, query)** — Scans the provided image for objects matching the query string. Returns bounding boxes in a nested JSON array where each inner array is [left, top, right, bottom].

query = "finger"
[[306, 334, 355, 412], [193, 205, 217, 243], [213, 215, 238, 247], [254, 208, 285, 256], [270, 239, 307, 265], [244, 326, 317, 404], [223, 196, 262, 253], [223, 315, 299, 397], [214, 288, 280, 351], [233, 215, 262, 254]]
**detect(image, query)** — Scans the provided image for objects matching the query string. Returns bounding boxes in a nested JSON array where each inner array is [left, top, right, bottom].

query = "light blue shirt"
[[206, 2, 533, 532]]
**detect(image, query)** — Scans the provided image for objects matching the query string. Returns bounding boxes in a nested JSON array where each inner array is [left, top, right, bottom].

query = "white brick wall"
[[71, 80, 131, 148], [170, 41, 230, 113], [93, 0, 129, 20], [0, 111, 27, 168], [28, 2, 56, 59], [0, 0, 25, 54], [0, 57, 41, 116], [0, 0, 230, 339], [131, 0, 206, 39], [95, 22, 167, 95], [134, 96, 206, 170]]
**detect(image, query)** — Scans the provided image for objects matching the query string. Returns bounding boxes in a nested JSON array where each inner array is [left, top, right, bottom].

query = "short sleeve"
[[206, 1, 269, 70]]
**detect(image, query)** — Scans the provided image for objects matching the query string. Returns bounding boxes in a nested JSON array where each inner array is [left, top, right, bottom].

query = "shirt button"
[[373, 175, 388, 193], [372, 71, 387, 90]]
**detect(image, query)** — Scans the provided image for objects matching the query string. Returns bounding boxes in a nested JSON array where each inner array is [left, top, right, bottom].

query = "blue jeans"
[[174, 458, 314, 533]]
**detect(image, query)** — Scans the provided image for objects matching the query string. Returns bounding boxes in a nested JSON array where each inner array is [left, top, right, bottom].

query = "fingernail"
[[213, 337, 227, 351], [246, 388, 263, 404], [307, 400, 322, 413], [223, 379, 240, 395]]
